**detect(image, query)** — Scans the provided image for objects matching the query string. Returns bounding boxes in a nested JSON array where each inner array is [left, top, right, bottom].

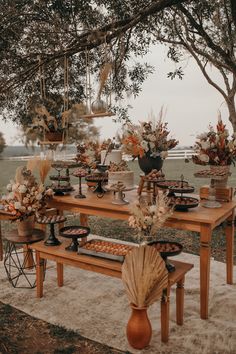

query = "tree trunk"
[[226, 97, 236, 132]]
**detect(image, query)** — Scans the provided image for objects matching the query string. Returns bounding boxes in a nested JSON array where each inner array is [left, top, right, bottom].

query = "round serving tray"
[[52, 186, 74, 195], [50, 175, 70, 181], [59, 226, 90, 252], [156, 180, 190, 189], [169, 196, 199, 211], [168, 185, 195, 194], [59, 226, 90, 238], [148, 240, 183, 272], [85, 175, 108, 183]]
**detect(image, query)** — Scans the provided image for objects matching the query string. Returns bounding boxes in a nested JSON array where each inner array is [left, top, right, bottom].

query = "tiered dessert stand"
[[156, 175, 198, 211], [50, 160, 80, 195]]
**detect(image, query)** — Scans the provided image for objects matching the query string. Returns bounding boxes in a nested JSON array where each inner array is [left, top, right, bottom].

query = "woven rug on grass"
[[0, 245, 235, 354]]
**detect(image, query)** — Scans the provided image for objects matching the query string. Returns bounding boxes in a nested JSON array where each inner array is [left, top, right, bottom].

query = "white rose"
[[149, 205, 157, 213], [199, 154, 210, 163], [14, 202, 22, 209], [144, 216, 153, 226], [7, 192, 15, 200], [140, 141, 149, 151], [147, 134, 156, 142], [19, 185, 27, 193], [160, 151, 168, 159], [6, 184, 12, 192], [19, 206, 26, 212], [149, 142, 155, 149], [12, 183, 19, 192], [27, 206, 32, 211], [23, 197, 29, 205], [200, 141, 210, 150], [36, 193, 42, 200]]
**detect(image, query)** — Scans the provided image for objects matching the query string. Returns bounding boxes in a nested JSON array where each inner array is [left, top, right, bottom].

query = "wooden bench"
[[30, 239, 193, 342]]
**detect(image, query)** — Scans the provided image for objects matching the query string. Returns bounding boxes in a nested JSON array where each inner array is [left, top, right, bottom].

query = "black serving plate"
[[148, 240, 183, 272], [168, 185, 195, 194], [156, 180, 189, 189], [50, 175, 70, 181], [52, 186, 74, 196], [59, 226, 90, 252], [169, 196, 199, 211]]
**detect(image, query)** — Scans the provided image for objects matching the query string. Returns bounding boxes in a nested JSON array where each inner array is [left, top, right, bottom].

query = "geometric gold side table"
[[4, 229, 45, 289]]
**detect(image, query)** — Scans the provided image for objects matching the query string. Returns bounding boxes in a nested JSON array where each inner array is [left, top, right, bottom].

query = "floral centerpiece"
[[128, 191, 173, 243], [122, 113, 178, 174], [192, 117, 236, 166], [2, 166, 53, 221], [76, 138, 119, 169]]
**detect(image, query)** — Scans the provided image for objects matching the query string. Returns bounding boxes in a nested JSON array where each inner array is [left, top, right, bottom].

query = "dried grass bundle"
[[97, 62, 112, 98], [27, 157, 39, 173], [15, 166, 25, 185], [38, 158, 52, 184], [122, 245, 168, 308]]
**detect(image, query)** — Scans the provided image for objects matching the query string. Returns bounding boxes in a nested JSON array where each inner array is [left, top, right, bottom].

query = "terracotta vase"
[[138, 154, 163, 175], [210, 165, 230, 188], [126, 304, 152, 349], [17, 215, 35, 237]]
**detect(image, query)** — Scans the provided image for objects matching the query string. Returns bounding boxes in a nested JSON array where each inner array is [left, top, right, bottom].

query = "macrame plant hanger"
[[82, 36, 114, 119], [38, 55, 70, 146]]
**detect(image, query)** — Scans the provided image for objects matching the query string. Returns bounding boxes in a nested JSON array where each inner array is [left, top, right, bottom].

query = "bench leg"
[[57, 262, 64, 287], [161, 287, 170, 343], [36, 251, 44, 298], [176, 276, 185, 325]]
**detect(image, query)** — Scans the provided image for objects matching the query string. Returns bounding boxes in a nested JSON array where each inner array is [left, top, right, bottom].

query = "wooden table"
[[47, 187, 236, 320], [0, 211, 17, 261], [30, 239, 193, 342]]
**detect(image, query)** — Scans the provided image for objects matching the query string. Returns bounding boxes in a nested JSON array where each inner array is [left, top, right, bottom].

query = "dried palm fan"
[[122, 245, 168, 308], [15, 166, 25, 185]]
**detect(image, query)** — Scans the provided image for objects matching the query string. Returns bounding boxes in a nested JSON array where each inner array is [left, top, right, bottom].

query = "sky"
[[0, 44, 231, 147]]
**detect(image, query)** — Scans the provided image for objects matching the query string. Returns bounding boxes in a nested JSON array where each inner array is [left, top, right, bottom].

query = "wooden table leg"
[[57, 262, 64, 287], [225, 211, 235, 285], [200, 224, 212, 320], [36, 250, 44, 298], [24, 245, 34, 269], [161, 287, 170, 342], [176, 276, 185, 325], [80, 213, 88, 226], [0, 221, 3, 261]]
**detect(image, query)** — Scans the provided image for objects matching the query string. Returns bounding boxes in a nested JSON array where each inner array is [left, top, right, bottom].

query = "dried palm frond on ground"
[[122, 245, 168, 308]]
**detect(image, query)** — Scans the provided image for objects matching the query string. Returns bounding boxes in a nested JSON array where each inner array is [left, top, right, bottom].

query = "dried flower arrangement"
[[192, 116, 236, 166], [2, 159, 53, 220], [25, 96, 86, 143], [122, 111, 178, 159], [76, 138, 120, 168], [128, 191, 173, 242], [122, 245, 168, 308]]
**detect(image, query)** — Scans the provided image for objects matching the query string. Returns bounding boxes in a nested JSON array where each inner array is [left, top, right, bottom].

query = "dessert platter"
[[78, 239, 134, 262], [144, 169, 165, 182], [148, 240, 183, 272], [36, 214, 66, 246], [156, 175, 198, 211], [85, 172, 108, 195], [60, 225, 90, 251], [168, 195, 199, 211]]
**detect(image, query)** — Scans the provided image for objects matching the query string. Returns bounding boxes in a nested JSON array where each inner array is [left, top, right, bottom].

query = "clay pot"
[[45, 131, 63, 142], [138, 154, 163, 175], [17, 215, 35, 237], [126, 304, 152, 349]]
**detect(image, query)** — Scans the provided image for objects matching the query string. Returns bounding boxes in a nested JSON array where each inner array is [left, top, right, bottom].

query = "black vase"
[[138, 154, 163, 174]]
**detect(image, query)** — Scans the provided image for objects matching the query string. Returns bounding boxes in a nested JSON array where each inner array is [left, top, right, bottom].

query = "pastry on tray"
[[81, 239, 133, 256]]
